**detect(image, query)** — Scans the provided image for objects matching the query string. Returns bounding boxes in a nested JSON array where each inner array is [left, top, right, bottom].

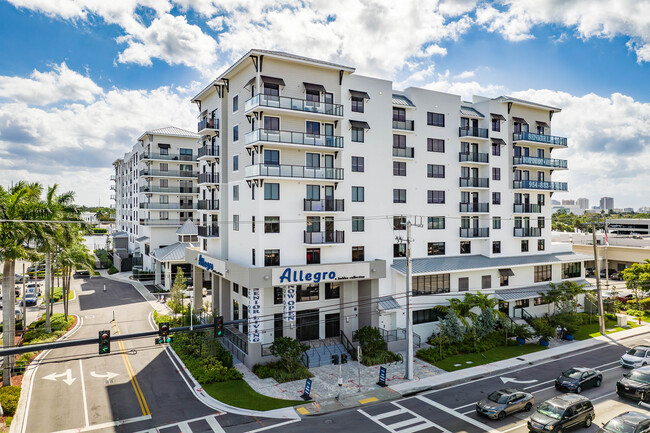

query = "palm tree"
[[56, 241, 94, 319]]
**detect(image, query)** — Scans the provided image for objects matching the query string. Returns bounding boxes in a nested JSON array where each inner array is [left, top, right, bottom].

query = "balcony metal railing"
[[392, 120, 414, 131], [392, 147, 415, 158], [513, 203, 542, 213], [459, 127, 489, 138], [197, 224, 219, 237], [110, 195, 116, 200], [139, 186, 199, 194], [139, 219, 193, 226], [304, 199, 344, 212], [459, 203, 489, 213], [198, 118, 219, 132], [246, 164, 344, 180], [139, 169, 197, 178], [110, 185, 116, 190], [198, 145, 219, 158], [139, 203, 196, 210], [140, 153, 196, 162], [513, 132, 567, 147], [513, 180, 568, 191], [245, 129, 344, 149], [304, 230, 345, 244], [459, 177, 490, 188], [459, 228, 490, 238], [110, 175, 116, 181], [198, 173, 220, 184], [198, 200, 219, 211], [514, 227, 542, 237], [245, 94, 344, 116], [459, 152, 489, 163], [513, 156, 567, 169]]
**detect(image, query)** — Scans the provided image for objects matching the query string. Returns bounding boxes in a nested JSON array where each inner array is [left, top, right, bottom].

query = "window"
[[233, 125, 239, 141], [492, 143, 501, 156], [427, 112, 445, 127], [352, 186, 364, 202], [305, 152, 320, 168], [393, 134, 406, 148], [521, 240, 528, 252], [352, 246, 365, 262], [460, 240, 472, 254], [306, 185, 320, 201], [264, 83, 279, 96], [351, 156, 364, 172], [492, 167, 501, 180], [306, 248, 320, 264], [492, 192, 501, 205], [393, 161, 406, 176], [393, 243, 406, 257], [233, 215, 239, 231], [325, 283, 340, 299], [297, 284, 319, 302], [160, 211, 169, 220], [482, 275, 492, 290], [562, 262, 582, 279], [306, 89, 319, 102], [493, 217, 501, 229], [493, 241, 501, 254], [492, 118, 500, 132], [427, 138, 445, 152], [306, 121, 320, 135], [428, 216, 445, 230], [351, 96, 364, 113], [251, 216, 255, 233], [274, 287, 283, 304], [538, 239, 545, 251], [413, 274, 450, 296], [458, 277, 469, 292], [427, 164, 445, 178], [160, 162, 168, 172], [264, 116, 280, 130], [159, 146, 169, 156], [538, 216, 545, 228], [252, 248, 255, 265], [500, 273, 508, 287], [233, 95, 239, 112], [233, 185, 239, 201], [428, 242, 445, 256], [393, 189, 406, 203], [538, 194, 545, 206], [264, 216, 280, 233], [428, 190, 445, 204], [352, 216, 364, 232], [233, 283, 239, 293], [413, 309, 446, 324], [351, 127, 364, 143], [233, 155, 239, 171], [264, 149, 280, 165], [393, 216, 406, 230], [534, 297, 546, 306], [306, 216, 320, 232], [233, 300, 239, 320], [515, 299, 530, 308], [264, 183, 279, 200], [265, 249, 280, 266], [393, 107, 406, 122]]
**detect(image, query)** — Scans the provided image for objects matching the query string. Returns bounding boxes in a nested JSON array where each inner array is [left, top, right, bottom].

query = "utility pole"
[[591, 222, 606, 335], [22, 263, 26, 332], [405, 220, 413, 380], [604, 216, 609, 290]]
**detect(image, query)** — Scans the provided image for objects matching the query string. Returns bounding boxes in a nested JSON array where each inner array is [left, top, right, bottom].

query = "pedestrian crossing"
[[358, 401, 450, 433], [135, 414, 225, 433]]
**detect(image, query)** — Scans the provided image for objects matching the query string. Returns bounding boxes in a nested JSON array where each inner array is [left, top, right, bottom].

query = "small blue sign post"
[[301, 378, 312, 400], [377, 366, 387, 387]]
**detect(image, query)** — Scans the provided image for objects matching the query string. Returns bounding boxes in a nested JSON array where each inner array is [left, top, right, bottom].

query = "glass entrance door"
[[296, 309, 319, 341], [325, 313, 340, 338]]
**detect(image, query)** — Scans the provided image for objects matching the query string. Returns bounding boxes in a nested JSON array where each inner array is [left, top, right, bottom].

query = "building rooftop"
[[137, 126, 199, 141], [392, 94, 416, 107], [493, 95, 561, 113]]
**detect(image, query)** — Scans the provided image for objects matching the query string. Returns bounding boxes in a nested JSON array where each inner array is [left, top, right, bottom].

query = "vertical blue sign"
[[301, 378, 312, 400], [377, 366, 387, 387]]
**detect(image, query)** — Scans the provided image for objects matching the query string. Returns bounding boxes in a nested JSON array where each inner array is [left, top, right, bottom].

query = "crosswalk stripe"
[[204, 416, 226, 433], [358, 401, 444, 433]]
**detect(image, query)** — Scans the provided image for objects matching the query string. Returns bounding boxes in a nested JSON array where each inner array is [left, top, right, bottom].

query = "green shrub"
[[0, 386, 21, 416], [252, 361, 313, 383], [628, 309, 644, 318], [107, 265, 118, 275], [639, 298, 650, 311], [606, 313, 617, 321], [549, 312, 582, 335], [93, 227, 108, 234], [6, 416, 12, 426], [23, 313, 75, 345], [170, 333, 242, 383]]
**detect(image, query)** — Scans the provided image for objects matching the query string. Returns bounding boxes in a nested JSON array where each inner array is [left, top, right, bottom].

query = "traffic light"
[[98, 330, 110, 354], [154, 335, 173, 344], [214, 316, 223, 338], [331, 354, 339, 365], [159, 322, 169, 337], [341, 354, 348, 364]]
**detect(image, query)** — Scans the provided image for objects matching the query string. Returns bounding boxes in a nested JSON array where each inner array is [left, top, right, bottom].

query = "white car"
[[621, 346, 650, 368]]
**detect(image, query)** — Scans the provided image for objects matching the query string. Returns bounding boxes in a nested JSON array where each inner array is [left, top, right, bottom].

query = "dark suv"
[[616, 366, 650, 401], [528, 394, 595, 432]]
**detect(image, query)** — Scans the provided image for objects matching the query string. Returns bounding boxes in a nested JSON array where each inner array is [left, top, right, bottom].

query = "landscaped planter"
[[516, 337, 526, 345], [539, 339, 550, 347], [563, 334, 574, 341]]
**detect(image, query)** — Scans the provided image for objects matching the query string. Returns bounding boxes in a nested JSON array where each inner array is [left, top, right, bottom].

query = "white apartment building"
[[111, 127, 200, 275], [576, 197, 589, 210], [183, 50, 588, 368]]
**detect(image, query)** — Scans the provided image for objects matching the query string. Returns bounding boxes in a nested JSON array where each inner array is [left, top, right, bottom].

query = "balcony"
[[197, 173, 220, 185], [513, 204, 542, 213], [513, 132, 567, 147], [198, 118, 219, 135], [304, 199, 344, 212], [110, 195, 116, 200], [459, 127, 489, 139], [245, 94, 343, 117], [245, 129, 344, 150], [110, 184, 116, 190], [459, 177, 489, 188], [198, 145, 219, 160], [459, 228, 490, 238], [392, 147, 415, 158], [110, 175, 116, 181], [513, 180, 568, 191], [139, 203, 196, 210], [513, 156, 568, 169], [304, 230, 345, 244], [514, 227, 542, 237], [459, 203, 489, 213], [246, 164, 343, 181], [139, 186, 199, 194], [140, 152, 197, 162], [139, 169, 197, 178], [198, 200, 219, 211], [197, 224, 219, 238], [139, 219, 193, 226], [459, 152, 489, 164], [392, 120, 414, 131]]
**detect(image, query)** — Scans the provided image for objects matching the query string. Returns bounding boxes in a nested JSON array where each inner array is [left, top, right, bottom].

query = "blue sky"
[[0, 0, 649, 208]]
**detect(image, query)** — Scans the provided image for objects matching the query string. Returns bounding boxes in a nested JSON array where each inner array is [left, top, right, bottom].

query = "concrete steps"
[[304, 343, 350, 368]]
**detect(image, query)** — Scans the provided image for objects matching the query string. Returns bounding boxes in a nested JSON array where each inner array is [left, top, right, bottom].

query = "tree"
[[542, 281, 588, 315], [438, 310, 465, 344], [169, 268, 186, 313], [56, 240, 94, 319], [269, 337, 309, 374], [622, 262, 650, 309], [353, 326, 387, 358]]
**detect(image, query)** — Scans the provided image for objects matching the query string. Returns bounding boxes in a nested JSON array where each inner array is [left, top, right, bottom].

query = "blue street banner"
[[377, 366, 387, 387], [301, 378, 313, 400]]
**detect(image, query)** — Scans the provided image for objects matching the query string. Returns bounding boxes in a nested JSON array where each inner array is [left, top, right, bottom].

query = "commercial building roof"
[[176, 219, 198, 235], [494, 279, 590, 302], [460, 105, 484, 118], [151, 242, 188, 262], [137, 126, 199, 141], [392, 94, 415, 107]]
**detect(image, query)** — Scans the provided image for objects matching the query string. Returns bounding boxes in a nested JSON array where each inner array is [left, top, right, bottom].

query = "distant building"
[[607, 219, 650, 235], [639, 206, 650, 213], [551, 199, 561, 205], [562, 200, 575, 205], [81, 212, 99, 225], [576, 198, 589, 210], [624, 208, 634, 213], [600, 196, 614, 210]]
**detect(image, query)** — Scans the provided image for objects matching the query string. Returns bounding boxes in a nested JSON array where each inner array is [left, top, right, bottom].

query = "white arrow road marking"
[[42, 369, 76, 386], [500, 376, 538, 384], [90, 371, 119, 380]]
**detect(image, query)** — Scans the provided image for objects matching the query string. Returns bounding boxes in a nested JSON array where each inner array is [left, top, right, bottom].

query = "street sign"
[[301, 378, 312, 401], [377, 366, 387, 387]]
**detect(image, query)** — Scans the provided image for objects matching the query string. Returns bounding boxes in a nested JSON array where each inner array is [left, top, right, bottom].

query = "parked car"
[[183, 287, 208, 298], [14, 274, 26, 284], [475, 388, 534, 420], [74, 270, 91, 277], [527, 394, 595, 432], [20, 294, 38, 307], [598, 411, 650, 433], [555, 367, 602, 393], [621, 346, 650, 368], [14, 307, 23, 323], [618, 294, 635, 303], [586, 268, 595, 277], [616, 366, 650, 401]]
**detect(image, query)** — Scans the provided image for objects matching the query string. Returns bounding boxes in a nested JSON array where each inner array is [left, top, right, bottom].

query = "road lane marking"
[[79, 360, 90, 427], [415, 395, 502, 433], [247, 419, 301, 432], [50, 414, 152, 433], [204, 415, 227, 432], [136, 414, 227, 433], [358, 402, 444, 433], [90, 371, 119, 380], [112, 322, 150, 416], [42, 369, 76, 385]]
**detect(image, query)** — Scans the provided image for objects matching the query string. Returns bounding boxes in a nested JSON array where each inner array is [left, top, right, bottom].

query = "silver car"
[[476, 388, 535, 420]]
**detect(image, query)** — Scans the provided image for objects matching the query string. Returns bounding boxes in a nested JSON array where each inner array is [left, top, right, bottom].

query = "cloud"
[[453, 70, 475, 79]]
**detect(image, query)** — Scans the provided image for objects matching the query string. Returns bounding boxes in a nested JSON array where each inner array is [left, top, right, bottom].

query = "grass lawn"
[[202, 380, 303, 410], [573, 319, 639, 340], [433, 344, 548, 372]]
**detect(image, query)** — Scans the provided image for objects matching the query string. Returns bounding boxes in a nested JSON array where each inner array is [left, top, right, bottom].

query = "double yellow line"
[[112, 322, 150, 416]]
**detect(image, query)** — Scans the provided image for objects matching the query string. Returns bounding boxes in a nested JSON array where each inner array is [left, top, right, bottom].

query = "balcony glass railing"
[[392, 147, 415, 158], [459, 152, 489, 163], [198, 118, 219, 132], [459, 203, 489, 213], [246, 164, 344, 180], [139, 186, 198, 194], [513, 132, 567, 146], [110, 195, 115, 200], [304, 199, 344, 212], [139, 218, 193, 226], [392, 120, 414, 131], [513, 156, 567, 169], [459, 228, 490, 238], [139, 169, 197, 178], [459, 177, 490, 188], [513, 203, 542, 213], [198, 173, 219, 184], [139, 203, 196, 210], [110, 185, 116, 190], [245, 94, 344, 116], [198, 145, 219, 158], [513, 180, 568, 191], [245, 129, 344, 149], [513, 227, 542, 237], [198, 200, 219, 211], [459, 127, 489, 138], [110, 175, 116, 181], [140, 153, 196, 162], [197, 224, 219, 237], [304, 230, 345, 244]]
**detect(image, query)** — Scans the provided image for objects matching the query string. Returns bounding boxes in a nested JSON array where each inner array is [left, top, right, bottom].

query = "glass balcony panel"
[[513, 156, 567, 168], [245, 94, 344, 116], [513, 180, 568, 191], [513, 132, 567, 146]]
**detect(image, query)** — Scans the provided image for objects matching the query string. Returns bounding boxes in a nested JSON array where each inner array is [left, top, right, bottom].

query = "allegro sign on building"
[[272, 263, 370, 286]]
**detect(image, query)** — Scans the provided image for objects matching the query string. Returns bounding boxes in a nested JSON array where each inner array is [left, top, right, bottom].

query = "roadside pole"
[[604, 216, 609, 289], [592, 222, 606, 335], [22, 263, 26, 331], [405, 220, 413, 380], [357, 345, 362, 392]]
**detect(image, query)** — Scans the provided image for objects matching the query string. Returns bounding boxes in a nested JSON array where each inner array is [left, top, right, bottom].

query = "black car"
[[555, 367, 603, 393], [528, 394, 595, 433], [616, 366, 650, 401], [598, 411, 650, 433]]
